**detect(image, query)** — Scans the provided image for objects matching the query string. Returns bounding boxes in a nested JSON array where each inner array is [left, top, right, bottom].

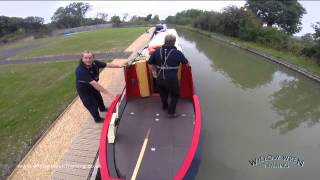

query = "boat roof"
[[114, 97, 195, 179], [148, 29, 182, 52]]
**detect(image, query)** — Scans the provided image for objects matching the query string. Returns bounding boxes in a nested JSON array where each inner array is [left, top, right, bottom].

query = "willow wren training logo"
[[249, 154, 304, 168]]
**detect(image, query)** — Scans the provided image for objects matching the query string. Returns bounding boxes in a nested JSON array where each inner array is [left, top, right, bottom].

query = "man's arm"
[[106, 61, 126, 68], [179, 52, 189, 65], [148, 64, 157, 78], [95, 60, 124, 68], [89, 81, 114, 98], [148, 52, 157, 78]]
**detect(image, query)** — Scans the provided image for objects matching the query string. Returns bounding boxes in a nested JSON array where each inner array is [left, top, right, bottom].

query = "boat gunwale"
[[99, 94, 123, 180]]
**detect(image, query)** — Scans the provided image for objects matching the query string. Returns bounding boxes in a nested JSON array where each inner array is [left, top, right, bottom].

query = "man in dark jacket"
[[75, 51, 123, 122], [148, 34, 189, 118]]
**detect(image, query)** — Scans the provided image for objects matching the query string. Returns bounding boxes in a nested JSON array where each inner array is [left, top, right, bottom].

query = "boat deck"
[[114, 97, 195, 179]]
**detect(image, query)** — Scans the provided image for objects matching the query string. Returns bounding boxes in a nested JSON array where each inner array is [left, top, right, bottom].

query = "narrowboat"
[[99, 28, 202, 180]]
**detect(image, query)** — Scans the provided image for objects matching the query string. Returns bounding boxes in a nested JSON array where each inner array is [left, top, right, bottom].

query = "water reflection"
[[178, 28, 320, 134], [178, 28, 275, 90], [270, 77, 320, 134], [176, 27, 320, 180]]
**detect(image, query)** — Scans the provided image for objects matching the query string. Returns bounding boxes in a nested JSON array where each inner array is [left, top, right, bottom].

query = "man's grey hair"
[[164, 34, 176, 46], [82, 50, 95, 58]]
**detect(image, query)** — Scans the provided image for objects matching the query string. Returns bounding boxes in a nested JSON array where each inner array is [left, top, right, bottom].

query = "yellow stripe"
[[131, 128, 151, 180], [135, 60, 151, 97]]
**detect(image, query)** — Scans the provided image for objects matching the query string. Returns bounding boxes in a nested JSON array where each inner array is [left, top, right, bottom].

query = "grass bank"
[[0, 26, 146, 179], [0, 61, 77, 178], [178, 26, 320, 76], [9, 27, 148, 59]]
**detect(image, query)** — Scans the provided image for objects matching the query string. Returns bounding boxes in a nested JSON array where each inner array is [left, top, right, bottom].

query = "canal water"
[[176, 28, 320, 180]]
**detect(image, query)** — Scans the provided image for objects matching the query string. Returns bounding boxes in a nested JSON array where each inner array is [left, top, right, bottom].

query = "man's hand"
[[107, 60, 127, 68], [90, 81, 115, 100]]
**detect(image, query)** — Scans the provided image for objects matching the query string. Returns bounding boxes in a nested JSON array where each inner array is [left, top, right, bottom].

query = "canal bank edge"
[[179, 26, 320, 83]]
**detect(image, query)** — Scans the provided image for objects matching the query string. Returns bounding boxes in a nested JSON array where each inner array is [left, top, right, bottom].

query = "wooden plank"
[[135, 60, 151, 97], [131, 128, 151, 180]]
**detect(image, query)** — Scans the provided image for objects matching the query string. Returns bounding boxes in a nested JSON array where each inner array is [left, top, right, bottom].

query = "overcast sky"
[[0, 1, 319, 36]]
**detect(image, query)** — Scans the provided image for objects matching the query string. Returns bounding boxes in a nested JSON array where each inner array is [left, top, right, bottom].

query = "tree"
[[130, 15, 138, 22], [194, 11, 216, 31], [165, 16, 176, 24], [51, 2, 91, 28], [145, 14, 152, 22], [23, 16, 44, 32], [177, 9, 203, 19], [129, 15, 147, 25], [96, 12, 108, 22], [0, 16, 50, 43], [175, 9, 203, 26], [312, 22, 320, 40], [310, 22, 320, 62], [24, 16, 44, 25], [220, 6, 242, 37], [122, 13, 128, 22], [0, 16, 24, 37], [246, 0, 306, 35], [84, 18, 105, 25], [151, 14, 160, 24], [301, 33, 314, 43], [110, 15, 121, 27], [301, 22, 320, 63]]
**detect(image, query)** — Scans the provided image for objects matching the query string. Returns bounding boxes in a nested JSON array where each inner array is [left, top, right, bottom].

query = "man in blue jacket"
[[148, 34, 189, 118], [75, 51, 123, 122]]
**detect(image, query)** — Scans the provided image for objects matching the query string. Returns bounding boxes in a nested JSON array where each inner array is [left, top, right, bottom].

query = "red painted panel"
[[124, 65, 140, 98], [180, 64, 194, 98]]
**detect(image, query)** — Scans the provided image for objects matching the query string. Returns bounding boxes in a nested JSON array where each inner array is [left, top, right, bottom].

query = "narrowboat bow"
[[99, 28, 202, 180]]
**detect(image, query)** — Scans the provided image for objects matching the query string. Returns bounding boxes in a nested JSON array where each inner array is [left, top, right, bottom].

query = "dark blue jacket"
[[75, 60, 106, 98], [148, 45, 188, 80]]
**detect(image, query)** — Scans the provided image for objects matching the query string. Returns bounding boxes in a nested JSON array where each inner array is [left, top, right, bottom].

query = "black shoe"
[[168, 113, 181, 119], [94, 117, 104, 123]]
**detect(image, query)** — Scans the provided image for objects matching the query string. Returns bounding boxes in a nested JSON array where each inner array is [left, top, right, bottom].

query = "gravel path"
[[0, 41, 50, 61], [0, 45, 42, 61]]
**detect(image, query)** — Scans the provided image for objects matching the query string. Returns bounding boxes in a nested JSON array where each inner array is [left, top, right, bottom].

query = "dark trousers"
[[157, 78, 180, 114], [93, 90, 106, 111], [79, 90, 106, 122]]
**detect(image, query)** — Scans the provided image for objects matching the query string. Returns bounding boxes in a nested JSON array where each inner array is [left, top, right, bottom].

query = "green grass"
[[0, 27, 146, 178], [0, 61, 77, 177], [178, 25, 320, 76], [11, 27, 148, 59], [244, 43, 320, 75]]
